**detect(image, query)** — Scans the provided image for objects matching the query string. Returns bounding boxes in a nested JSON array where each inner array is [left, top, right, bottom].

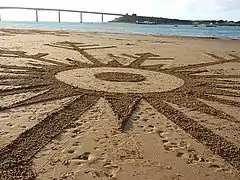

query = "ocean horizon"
[[0, 21, 240, 39]]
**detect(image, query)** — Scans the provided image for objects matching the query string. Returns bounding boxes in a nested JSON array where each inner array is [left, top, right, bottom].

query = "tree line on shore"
[[111, 14, 240, 26]]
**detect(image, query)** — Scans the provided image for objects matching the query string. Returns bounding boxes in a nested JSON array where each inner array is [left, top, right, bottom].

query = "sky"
[[0, 0, 239, 22]]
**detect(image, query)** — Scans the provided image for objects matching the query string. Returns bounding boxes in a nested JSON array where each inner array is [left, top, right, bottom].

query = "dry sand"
[[0, 28, 240, 179]]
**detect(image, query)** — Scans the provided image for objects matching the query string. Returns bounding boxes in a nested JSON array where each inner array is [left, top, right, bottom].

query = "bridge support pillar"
[[58, 10, 61, 23], [101, 13, 103, 23], [80, 12, 82, 23], [36, 9, 38, 22]]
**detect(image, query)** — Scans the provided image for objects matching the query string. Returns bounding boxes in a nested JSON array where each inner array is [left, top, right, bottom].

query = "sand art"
[[0, 30, 239, 179]]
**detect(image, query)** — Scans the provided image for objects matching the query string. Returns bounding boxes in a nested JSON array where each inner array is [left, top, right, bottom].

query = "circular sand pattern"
[[56, 67, 184, 93]]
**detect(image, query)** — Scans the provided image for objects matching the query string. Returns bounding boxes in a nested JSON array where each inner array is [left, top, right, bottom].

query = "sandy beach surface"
[[0, 28, 240, 180]]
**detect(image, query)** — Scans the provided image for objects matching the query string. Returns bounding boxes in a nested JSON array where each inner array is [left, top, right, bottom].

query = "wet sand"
[[0, 28, 240, 179]]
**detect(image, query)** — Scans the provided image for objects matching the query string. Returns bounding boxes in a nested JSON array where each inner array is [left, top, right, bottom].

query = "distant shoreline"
[[111, 14, 240, 27], [0, 22, 240, 40]]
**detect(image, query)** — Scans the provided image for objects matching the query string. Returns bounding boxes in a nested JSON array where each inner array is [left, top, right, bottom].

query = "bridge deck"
[[0, 6, 125, 16]]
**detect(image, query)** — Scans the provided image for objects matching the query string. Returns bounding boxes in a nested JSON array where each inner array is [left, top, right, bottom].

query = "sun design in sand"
[[0, 41, 240, 179]]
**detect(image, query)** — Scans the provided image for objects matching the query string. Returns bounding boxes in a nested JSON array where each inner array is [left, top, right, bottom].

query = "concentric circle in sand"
[[56, 67, 184, 93]]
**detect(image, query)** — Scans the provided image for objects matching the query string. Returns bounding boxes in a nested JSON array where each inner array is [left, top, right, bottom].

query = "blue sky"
[[0, 0, 239, 22]]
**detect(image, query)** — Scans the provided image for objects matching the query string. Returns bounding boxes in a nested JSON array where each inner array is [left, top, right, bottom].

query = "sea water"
[[0, 21, 240, 39]]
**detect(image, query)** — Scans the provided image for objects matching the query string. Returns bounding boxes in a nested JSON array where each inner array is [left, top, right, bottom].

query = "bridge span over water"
[[0, 6, 126, 23]]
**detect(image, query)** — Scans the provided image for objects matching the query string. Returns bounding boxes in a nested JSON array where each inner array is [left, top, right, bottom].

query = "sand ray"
[[208, 79, 240, 85], [81, 46, 117, 51], [0, 51, 48, 59], [47, 41, 117, 66], [27, 62, 51, 68], [65, 58, 93, 67], [107, 54, 124, 67], [0, 94, 100, 179], [128, 53, 157, 67], [77, 50, 104, 66], [0, 84, 49, 97], [0, 80, 16, 85], [135, 53, 160, 57], [105, 94, 142, 130], [206, 88, 240, 97], [0, 64, 45, 72], [27, 53, 49, 59], [0, 75, 35, 80], [34, 57, 71, 67], [169, 59, 237, 71], [48, 42, 113, 51], [121, 53, 138, 59], [206, 53, 229, 61], [145, 98, 240, 169], [0, 78, 47, 87], [160, 92, 238, 123], [63, 42, 105, 66], [0, 69, 41, 75], [55, 41, 84, 45], [169, 53, 239, 71], [73, 44, 99, 48], [181, 70, 209, 75], [202, 94, 240, 108], [0, 55, 23, 58], [228, 54, 240, 59], [193, 99, 239, 123], [106, 59, 123, 67], [212, 84, 240, 90], [107, 53, 122, 59], [141, 64, 164, 71], [217, 82, 240, 85], [0, 86, 83, 111], [128, 53, 151, 67], [192, 74, 240, 79], [128, 53, 174, 68], [25, 62, 67, 72], [148, 57, 175, 60], [54, 42, 98, 48], [0, 69, 46, 76], [1, 49, 69, 67], [46, 43, 74, 50], [0, 49, 26, 56]]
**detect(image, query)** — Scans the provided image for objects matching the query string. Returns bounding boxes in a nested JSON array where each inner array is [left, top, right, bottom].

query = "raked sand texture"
[[0, 28, 240, 180]]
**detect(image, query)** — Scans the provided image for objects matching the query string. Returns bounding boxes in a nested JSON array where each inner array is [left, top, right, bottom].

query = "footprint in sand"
[[209, 164, 221, 170], [19, 125, 27, 129], [72, 141, 80, 147], [186, 153, 207, 164], [0, 114, 9, 118], [0, 131, 9, 135], [103, 162, 120, 178], [143, 124, 156, 133], [132, 115, 141, 121], [73, 152, 92, 161], [157, 128, 216, 167], [67, 149, 75, 154], [81, 162, 120, 179], [6, 123, 13, 127], [72, 128, 82, 134], [130, 106, 225, 172], [141, 118, 149, 122]]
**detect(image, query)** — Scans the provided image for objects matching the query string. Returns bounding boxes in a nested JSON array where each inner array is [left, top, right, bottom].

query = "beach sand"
[[0, 28, 240, 179]]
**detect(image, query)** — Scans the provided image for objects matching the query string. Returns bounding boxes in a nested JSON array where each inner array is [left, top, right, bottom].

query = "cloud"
[[148, 0, 240, 20]]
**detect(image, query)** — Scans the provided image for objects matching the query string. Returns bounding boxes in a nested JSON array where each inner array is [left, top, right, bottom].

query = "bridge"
[[0, 6, 126, 23]]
